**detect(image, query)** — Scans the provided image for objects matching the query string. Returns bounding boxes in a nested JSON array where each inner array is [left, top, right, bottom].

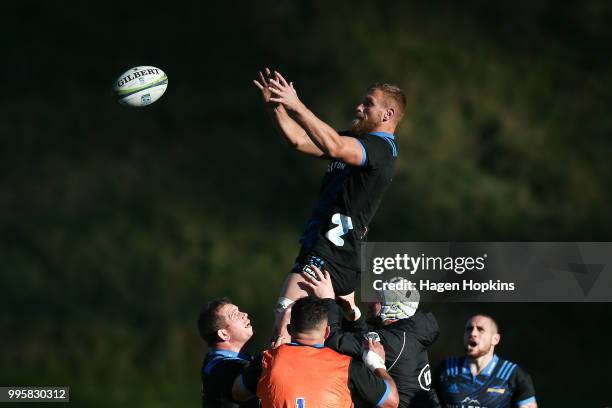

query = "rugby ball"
[[113, 66, 168, 107]]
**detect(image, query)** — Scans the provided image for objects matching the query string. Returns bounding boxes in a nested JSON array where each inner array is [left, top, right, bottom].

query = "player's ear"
[[383, 107, 395, 122], [217, 328, 230, 342], [491, 332, 500, 346], [324, 325, 331, 340]]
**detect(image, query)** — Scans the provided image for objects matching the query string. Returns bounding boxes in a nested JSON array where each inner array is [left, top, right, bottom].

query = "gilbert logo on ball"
[[113, 66, 168, 107]]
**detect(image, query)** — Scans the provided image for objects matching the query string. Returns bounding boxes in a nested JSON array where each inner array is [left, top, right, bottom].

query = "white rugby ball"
[[113, 66, 168, 107]]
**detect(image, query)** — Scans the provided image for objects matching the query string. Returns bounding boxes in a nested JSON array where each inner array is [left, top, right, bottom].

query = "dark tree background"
[[2, 1, 611, 406]]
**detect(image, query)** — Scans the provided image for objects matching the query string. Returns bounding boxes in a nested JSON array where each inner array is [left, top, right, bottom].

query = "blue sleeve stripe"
[[497, 361, 507, 378], [447, 357, 458, 376], [503, 364, 517, 381], [203, 357, 223, 375], [239, 374, 255, 396], [204, 357, 244, 375], [500, 362, 514, 380], [382, 137, 397, 157], [376, 379, 391, 407], [358, 140, 367, 166], [516, 396, 536, 407], [497, 361, 509, 379]]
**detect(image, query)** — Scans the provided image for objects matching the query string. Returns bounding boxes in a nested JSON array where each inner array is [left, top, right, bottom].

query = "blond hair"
[[369, 83, 406, 123]]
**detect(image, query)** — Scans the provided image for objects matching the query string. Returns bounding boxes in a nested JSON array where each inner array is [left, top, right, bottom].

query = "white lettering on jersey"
[[327, 161, 346, 172], [418, 364, 432, 391], [325, 213, 353, 246]]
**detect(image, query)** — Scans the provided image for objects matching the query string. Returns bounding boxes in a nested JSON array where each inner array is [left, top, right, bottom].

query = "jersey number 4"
[[296, 397, 305, 408], [325, 213, 353, 246]]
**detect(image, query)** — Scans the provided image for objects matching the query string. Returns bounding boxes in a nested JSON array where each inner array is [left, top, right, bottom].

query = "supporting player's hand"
[[271, 334, 290, 349], [273, 305, 292, 345], [300, 266, 335, 299], [336, 292, 361, 322], [366, 338, 386, 361], [268, 71, 304, 112], [253, 67, 276, 105], [362, 338, 387, 372]]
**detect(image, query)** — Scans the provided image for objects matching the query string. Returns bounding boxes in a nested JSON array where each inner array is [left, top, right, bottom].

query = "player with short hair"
[[198, 298, 257, 408], [253, 68, 406, 335], [232, 296, 400, 408], [434, 314, 537, 408]]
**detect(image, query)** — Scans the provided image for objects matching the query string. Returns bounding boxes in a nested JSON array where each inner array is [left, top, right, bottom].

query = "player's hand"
[[301, 266, 335, 299], [271, 334, 290, 349], [268, 71, 303, 112], [253, 67, 276, 105], [366, 338, 386, 362], [367, 338, 386, 360], [363, 338, 387, 372], [336, 292, 361, 322]]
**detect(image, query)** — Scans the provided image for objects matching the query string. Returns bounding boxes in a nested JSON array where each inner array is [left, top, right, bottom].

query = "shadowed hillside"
[[1, 1, 611, 406]]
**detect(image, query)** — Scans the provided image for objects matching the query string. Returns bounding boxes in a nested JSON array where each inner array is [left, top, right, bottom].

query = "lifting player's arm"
[[268, 72, 365, 167], [350, 339, 399, 408], [253, 68, 325, 157], [373, 368, 400, 408], [231, 355, 262, 402]]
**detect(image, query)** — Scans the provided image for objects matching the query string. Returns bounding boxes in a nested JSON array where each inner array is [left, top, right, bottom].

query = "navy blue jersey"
[[435, 355, 536, 408], [299, 131, 397, 274], [201, 349, 259, 408]]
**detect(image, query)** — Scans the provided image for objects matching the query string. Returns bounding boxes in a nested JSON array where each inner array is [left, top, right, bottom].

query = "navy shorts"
[[291, 248, 358, 296]]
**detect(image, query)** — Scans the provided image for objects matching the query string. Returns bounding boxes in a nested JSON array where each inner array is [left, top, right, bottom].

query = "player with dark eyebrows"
[[253, 68, 406, 338], [198, 298, 258, 408], [435, 315, 537, 408]]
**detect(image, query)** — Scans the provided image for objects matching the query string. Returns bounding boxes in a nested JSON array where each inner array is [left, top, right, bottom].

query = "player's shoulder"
[[322, 344, 353, 360], [273, 343, 350, 359], [202, 354, 250, 378], [387, 312, 439, 343], [365, 132, 398, 158], [338, 130, 398, 164], [495, 357, 528, 383], [437, 356, 465, 378], [496, 358, 531, 386], [339, 130, 395, 147]]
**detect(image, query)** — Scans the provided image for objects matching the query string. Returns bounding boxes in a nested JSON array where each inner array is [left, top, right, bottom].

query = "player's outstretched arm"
[[268, 72, 365, 167], [253, 68, 325, 157]]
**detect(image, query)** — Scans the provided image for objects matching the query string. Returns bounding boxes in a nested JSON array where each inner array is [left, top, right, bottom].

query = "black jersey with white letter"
[[299, 131, 397, 272], [325, 300, 441, 408]]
